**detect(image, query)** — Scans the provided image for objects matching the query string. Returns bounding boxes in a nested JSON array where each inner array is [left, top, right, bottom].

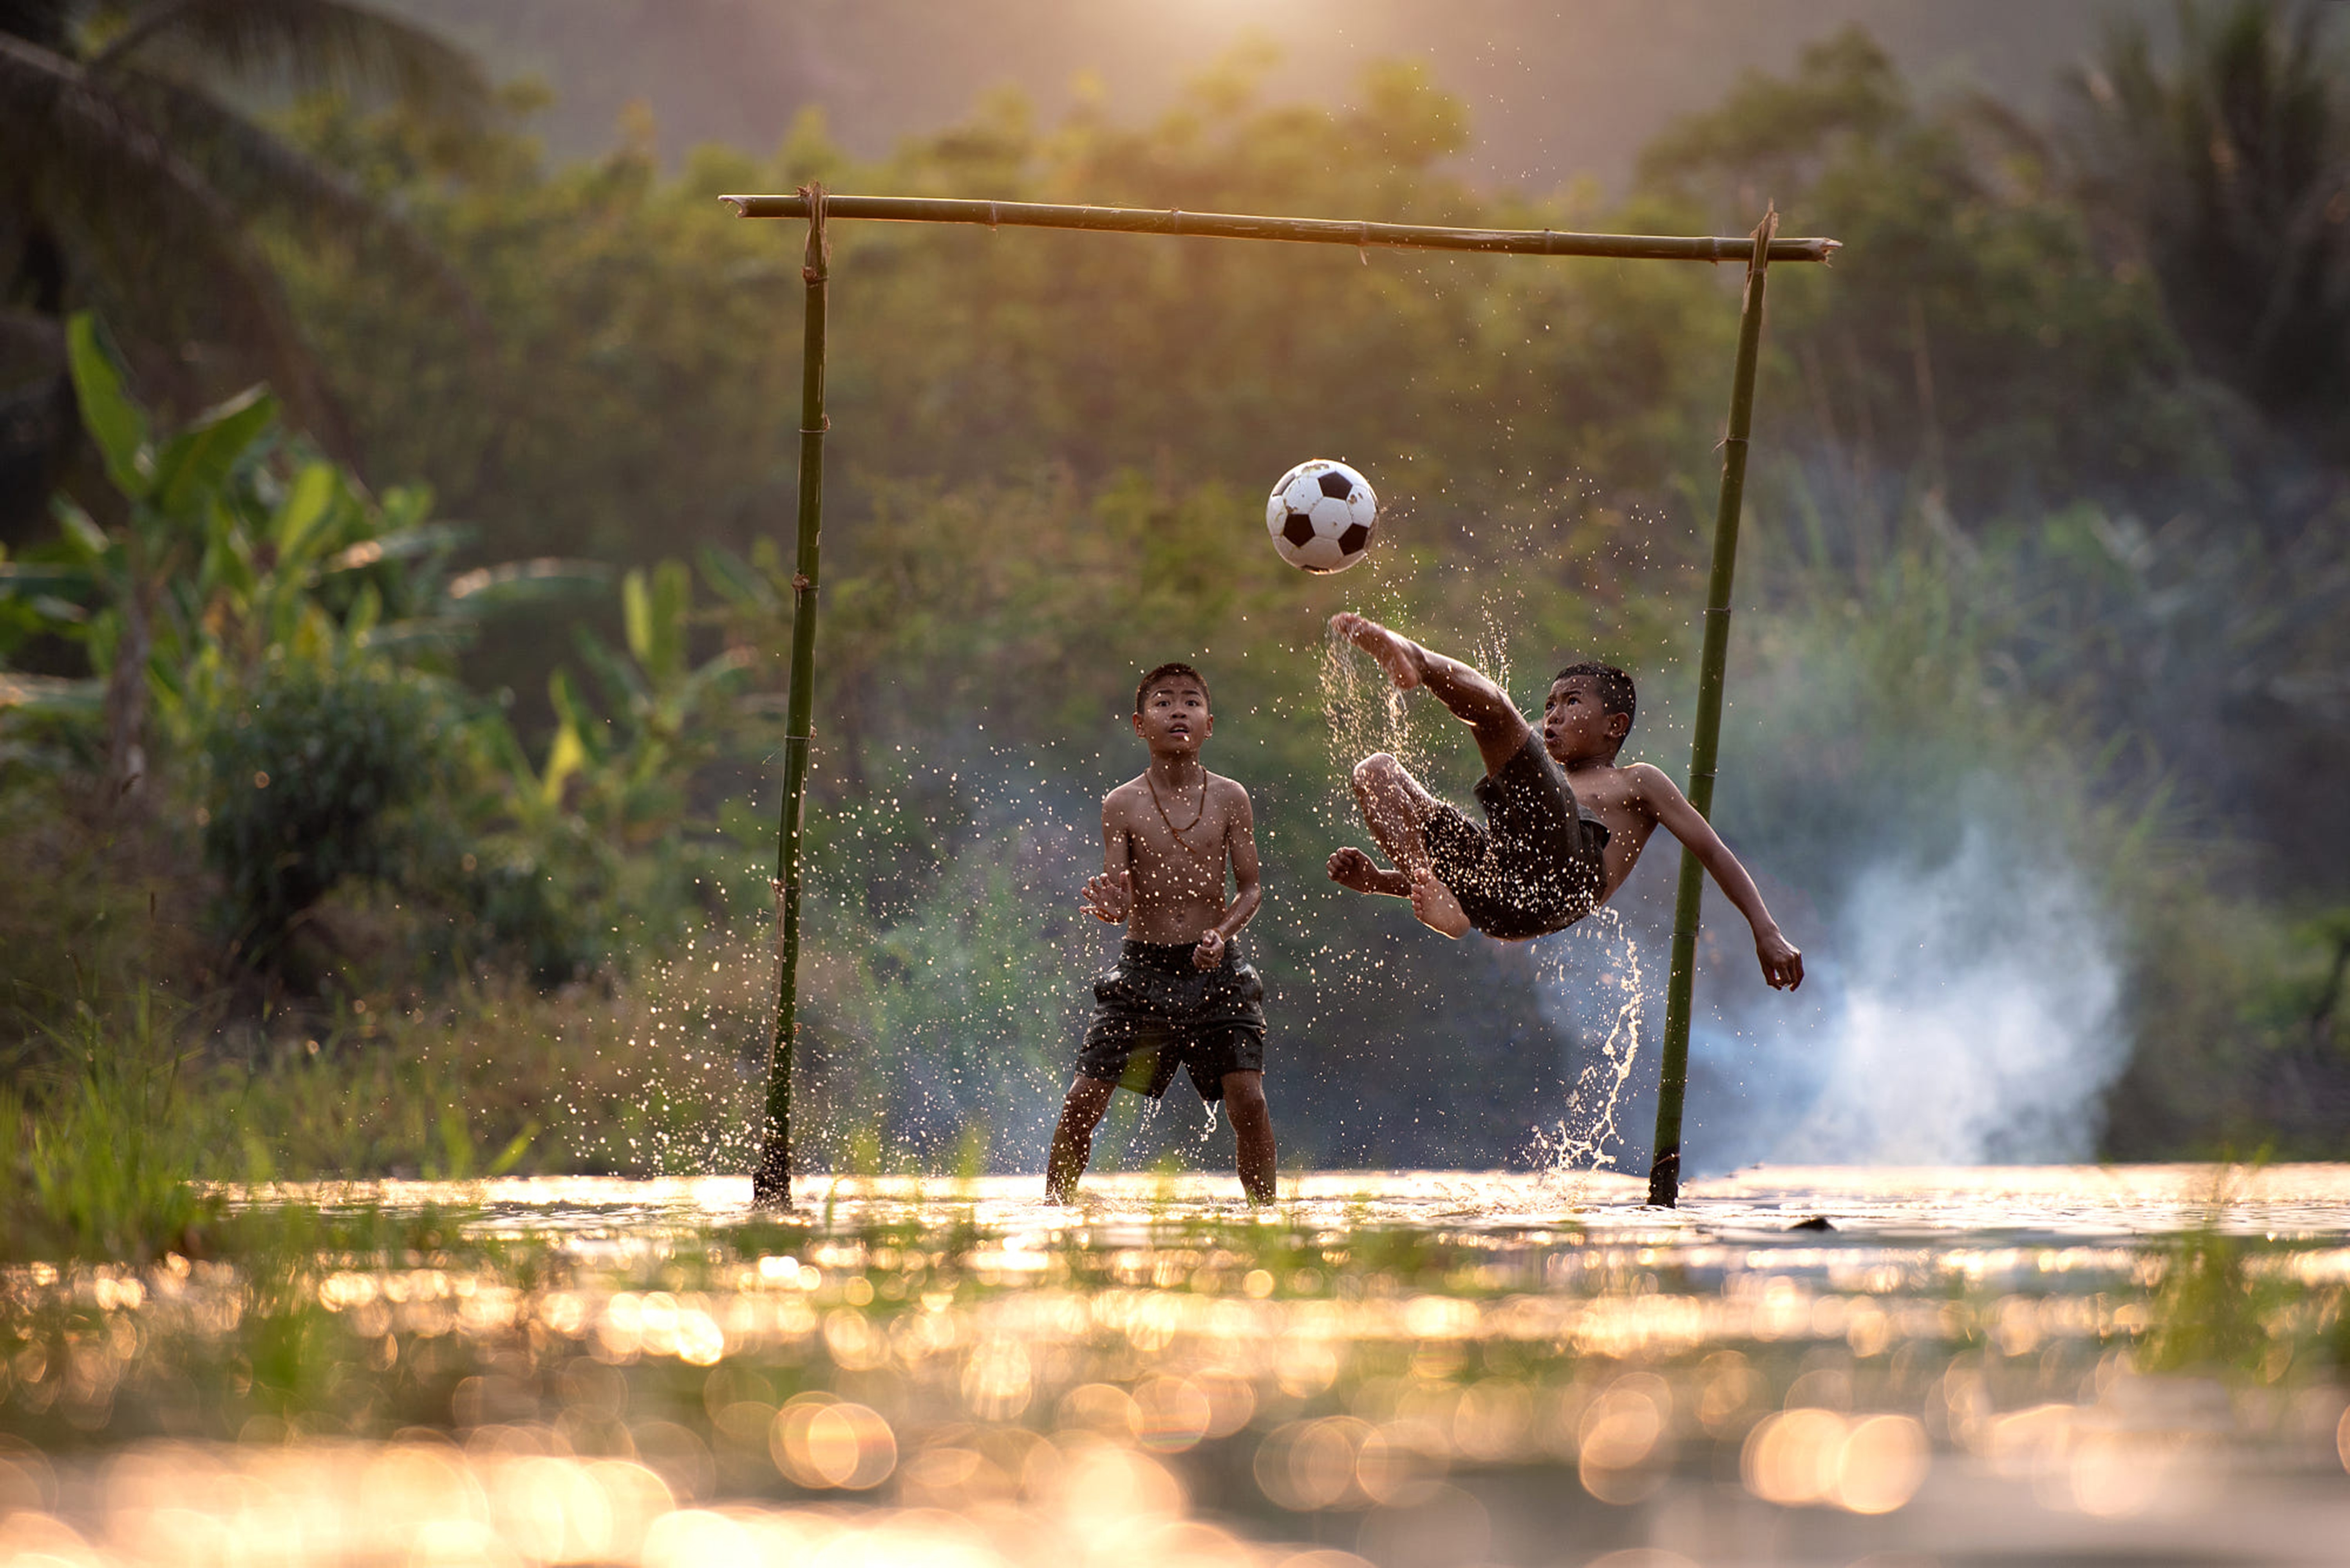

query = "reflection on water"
[[285, 1162, 2350, 1243], [5, 1167, 2350, 1566]]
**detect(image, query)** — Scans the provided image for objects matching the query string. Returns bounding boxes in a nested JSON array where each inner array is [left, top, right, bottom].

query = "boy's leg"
[[1332, 612, 1534, 778], [1045, 1076, 1116, 1201], [1337, 755, 1474, 938], [1220, 1070, 1277, 1203], [1338, 752, 1440, 890]]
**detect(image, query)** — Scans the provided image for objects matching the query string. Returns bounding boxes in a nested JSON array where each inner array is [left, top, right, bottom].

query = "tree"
[[0, 0, 489, 543], [2066, 1, 2350, 461], [1637, 25, 2213, 527]]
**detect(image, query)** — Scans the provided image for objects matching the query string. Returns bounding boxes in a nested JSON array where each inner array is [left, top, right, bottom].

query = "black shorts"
[[1078, 939, 1267, 1102], [1423, 733, 1609, 940]]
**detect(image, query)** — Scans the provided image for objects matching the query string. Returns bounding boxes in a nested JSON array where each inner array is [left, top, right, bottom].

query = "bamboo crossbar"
[[720, 193, 1838, 264]]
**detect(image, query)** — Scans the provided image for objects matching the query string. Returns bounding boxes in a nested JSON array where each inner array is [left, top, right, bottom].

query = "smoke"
[[1684, 816, 2128, 1171], [1529, 806, 2129, 1176]]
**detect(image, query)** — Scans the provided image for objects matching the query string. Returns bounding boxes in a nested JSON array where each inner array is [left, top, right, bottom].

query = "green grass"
[[1, 992, 220, 1262]]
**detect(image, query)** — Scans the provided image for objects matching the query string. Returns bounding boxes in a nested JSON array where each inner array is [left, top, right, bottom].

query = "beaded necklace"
[[1145, 768, 1216, 865]]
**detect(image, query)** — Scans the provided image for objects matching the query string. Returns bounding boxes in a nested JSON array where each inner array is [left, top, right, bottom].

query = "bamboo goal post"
[[727, 190, 1832, 1207], [1646, 208, 1779, 1210], [750, 184, 830, 1207]]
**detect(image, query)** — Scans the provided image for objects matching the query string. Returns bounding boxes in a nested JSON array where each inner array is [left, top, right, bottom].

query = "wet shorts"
[[1077, 939, 1267, 1102], [1423, 732, 1610, 941]]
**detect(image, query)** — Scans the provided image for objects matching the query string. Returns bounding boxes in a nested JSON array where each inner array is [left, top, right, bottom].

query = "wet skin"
[[1326, 614, 1803, 990], [1048, 676, 1278, 1203]]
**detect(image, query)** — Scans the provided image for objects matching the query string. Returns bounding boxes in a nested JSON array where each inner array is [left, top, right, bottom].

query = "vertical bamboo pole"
[[753, 185, 830, 1207], [1647, 208, 1777, 1209]]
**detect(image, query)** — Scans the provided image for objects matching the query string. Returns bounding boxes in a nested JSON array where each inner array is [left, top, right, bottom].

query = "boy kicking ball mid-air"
[[1047, 663, 1279, 1203], [1326, 613, 1804, 990]]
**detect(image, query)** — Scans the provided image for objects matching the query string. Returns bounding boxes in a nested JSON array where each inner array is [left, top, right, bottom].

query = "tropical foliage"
[[2064, 0, 2350, 458], [2, 8, 2346, 1180], [0, 0, 490, 542]]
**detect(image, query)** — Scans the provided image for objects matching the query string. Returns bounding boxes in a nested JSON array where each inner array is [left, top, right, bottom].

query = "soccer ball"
[[1266, 459, 1377, 574]]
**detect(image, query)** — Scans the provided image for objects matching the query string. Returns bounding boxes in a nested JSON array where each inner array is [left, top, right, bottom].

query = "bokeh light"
[[0, 1169, 2346, 1562]]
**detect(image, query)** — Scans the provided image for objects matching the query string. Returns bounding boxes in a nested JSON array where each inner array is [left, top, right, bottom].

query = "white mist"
[[1537, 815, 2128, 1174], [1743, 821, 2126, 1165]]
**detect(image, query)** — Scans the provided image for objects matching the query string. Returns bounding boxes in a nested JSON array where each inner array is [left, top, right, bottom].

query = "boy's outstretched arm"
[[1193, 786, 1262, 970], [1629, 764, 1804, 990]]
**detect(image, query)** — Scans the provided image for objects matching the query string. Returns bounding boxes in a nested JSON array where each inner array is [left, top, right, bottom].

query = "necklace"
[[1145, 768, 1215, 864]]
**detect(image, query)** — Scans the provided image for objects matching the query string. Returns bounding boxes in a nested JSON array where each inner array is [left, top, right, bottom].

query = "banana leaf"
[[444, 558, 614, 611]]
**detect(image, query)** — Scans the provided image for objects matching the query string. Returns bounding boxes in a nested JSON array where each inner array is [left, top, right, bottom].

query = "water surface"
[[6, 1165, 2348, 1568]]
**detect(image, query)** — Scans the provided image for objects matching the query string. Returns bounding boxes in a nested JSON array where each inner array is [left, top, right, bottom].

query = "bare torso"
[[1107, 769, 1247, 943], [1561, 757, 1673, 905]]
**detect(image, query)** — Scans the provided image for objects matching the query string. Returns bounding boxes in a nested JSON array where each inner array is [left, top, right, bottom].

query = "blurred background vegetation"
[[2, 0, 2346, 1216]]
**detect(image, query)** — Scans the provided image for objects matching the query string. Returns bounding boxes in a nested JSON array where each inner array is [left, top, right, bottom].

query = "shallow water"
[[281, 1163, 2350, 1244], [7, 1166, 2350, 1568]]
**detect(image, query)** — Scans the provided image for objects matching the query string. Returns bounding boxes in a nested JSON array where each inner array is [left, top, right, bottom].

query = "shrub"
[[201, 651, 450, 970]]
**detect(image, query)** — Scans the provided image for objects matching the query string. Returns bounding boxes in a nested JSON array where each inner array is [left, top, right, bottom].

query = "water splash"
[[1317, 601, 1665, 1182], [1317, 624, 1422, 829], [549, 927, 771, 1177], [1529, 905, 1651, 1177], [1472, 594, 1513, 702]]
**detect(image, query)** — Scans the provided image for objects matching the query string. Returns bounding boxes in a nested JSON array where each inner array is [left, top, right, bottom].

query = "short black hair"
[[1553, 661, 1636, 738], [1135, 661, 1210, 714]]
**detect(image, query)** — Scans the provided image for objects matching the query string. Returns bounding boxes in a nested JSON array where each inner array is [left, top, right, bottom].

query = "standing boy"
[[1046, 663, 1278, 1202], [1326, 613, 1804, 989]]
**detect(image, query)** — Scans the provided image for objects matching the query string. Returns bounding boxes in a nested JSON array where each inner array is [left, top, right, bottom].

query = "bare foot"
[[1328, 846, 1410, 897], [1330, 612, 1424, 691], [1408, 867, 1473, 939]]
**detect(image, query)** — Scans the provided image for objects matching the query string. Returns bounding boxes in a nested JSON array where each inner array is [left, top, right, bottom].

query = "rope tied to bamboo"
[[799, 181, 830, 282]]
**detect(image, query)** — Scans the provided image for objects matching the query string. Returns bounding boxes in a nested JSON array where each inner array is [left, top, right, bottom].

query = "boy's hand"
[[1755, 927, 1804, 990], [1329, 846, 1386, 894], [1079, 869, 1132, 924], [1193, 928, 1226, 970]]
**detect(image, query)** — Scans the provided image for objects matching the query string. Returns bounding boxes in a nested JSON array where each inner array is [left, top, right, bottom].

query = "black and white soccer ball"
[[1265, 459, 1378, 574]]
